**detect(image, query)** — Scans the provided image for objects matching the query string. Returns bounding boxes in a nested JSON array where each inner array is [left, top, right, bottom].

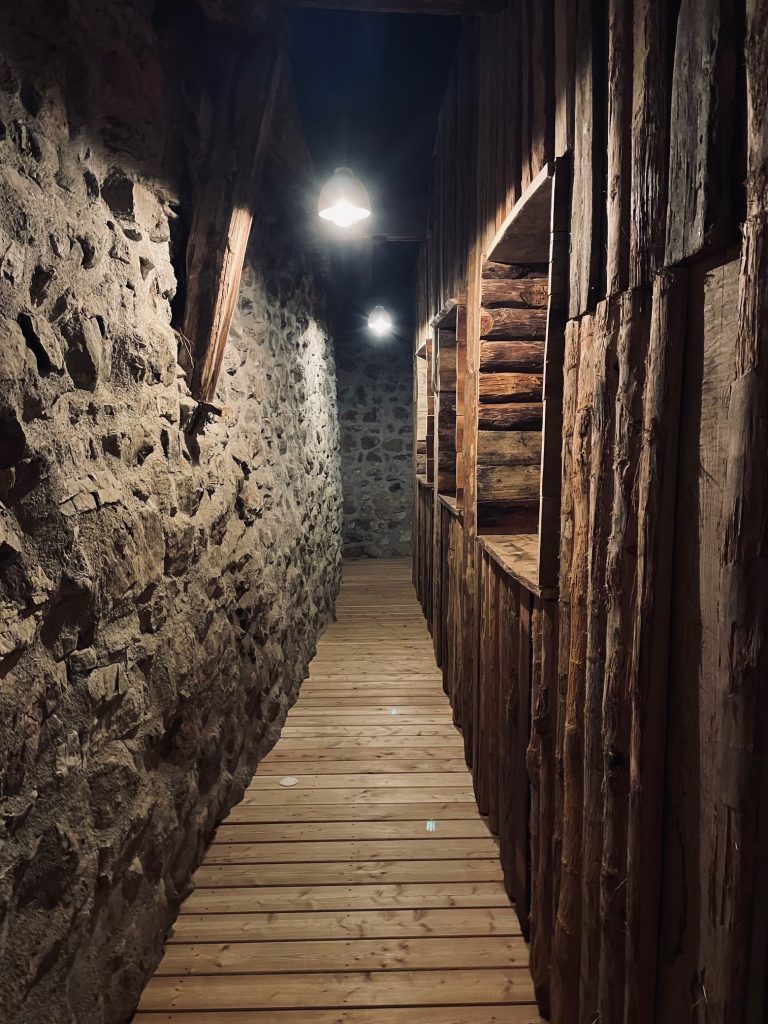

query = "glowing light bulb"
[[318, 167, 371, 228], [368, 305, 393, 337]]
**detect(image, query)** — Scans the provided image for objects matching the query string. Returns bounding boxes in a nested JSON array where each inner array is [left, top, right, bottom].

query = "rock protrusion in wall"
[[0, 6, 342, 1022]]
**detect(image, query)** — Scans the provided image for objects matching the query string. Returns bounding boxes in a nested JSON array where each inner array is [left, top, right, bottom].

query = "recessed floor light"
[[279, 776, 299, 787]]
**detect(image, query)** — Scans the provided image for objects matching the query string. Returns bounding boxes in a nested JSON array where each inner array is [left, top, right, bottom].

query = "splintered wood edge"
[[430, 294, 467, 329], [486, 164, 554, 266]]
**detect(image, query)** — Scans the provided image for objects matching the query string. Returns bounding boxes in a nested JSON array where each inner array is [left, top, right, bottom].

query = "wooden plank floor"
[[135, 559, 542, 1024]]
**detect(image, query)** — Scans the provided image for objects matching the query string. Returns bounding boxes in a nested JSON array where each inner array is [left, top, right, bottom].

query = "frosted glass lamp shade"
[[318, 167, 372, 228], [368, 305, 393, 336]]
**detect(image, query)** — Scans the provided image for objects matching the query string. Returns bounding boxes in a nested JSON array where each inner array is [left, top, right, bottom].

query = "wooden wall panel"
[[629, 0, 676, 288], [551, 315, 595, 1023], [568, 0, 606, 318], [624, 270, 688, 1024], [657, 258, 742, 1021], [411, 5, 761, 1023], [665, 0, 741, 265]]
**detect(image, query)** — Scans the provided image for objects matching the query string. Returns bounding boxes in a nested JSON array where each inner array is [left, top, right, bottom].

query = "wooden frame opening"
[[475, 157, 571, 595], [431, 296, 466, 498]]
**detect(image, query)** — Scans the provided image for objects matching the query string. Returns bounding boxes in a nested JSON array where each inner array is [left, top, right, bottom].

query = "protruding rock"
[[17, 311, 65, 374], [61, 314, 107, 390]]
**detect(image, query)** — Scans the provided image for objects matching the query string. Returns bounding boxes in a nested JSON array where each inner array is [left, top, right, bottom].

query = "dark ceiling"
[[288, 9, 460, 345]]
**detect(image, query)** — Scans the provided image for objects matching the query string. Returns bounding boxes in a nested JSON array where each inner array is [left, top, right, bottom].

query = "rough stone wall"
[[0, 5, 342, 1023], [336, 333, 412, 557]]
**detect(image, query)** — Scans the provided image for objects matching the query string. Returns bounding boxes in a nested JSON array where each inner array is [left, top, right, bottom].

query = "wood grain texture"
[[624, 270, 687, 1024], [479, 372, 544, 404], [579, 298, 617, 1024], [139, 561, 541, 1022], [598, 289, 650, 1024], [480, 341, 546, 372], [665, 0, 740, 264], [184, 32, 285, 403], [550, 314, 594, 1023], [477, 403, 543, 431]]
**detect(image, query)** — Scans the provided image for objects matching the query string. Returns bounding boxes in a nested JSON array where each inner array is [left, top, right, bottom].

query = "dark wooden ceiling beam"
[[280, 0, 503, 15]]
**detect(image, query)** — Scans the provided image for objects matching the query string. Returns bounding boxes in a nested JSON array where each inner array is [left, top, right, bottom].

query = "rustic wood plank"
[[480, 341, 546, 372], [224, 802, 481, 824], [579, 298, 618, 1023], [203, 838, 497, 864], [598, 289, 651, 1024], [157, 935, 530, 975], [551, 313, 594, 1021], [606, 0, 632, 295], [480, 307, 548, 340], [624, 270, 687, 1024], [194, 860, 503, 889], [630, 0, 674, 287], [138, 968, 536, 1012], [568, 0, 605, 317], [481, 278, 549, 307], [665, 0, 740, 264], [134, 1010, 545, 1024], [213, 819, 491, 842], [477, 403, 543, 430], [477, 430, 542, 466], [476, 465, 541, 503], [553, 319, 580, 915], [479, 372, 544, 403], [184, 34, 285, 403], [179, 887, 513, 916]]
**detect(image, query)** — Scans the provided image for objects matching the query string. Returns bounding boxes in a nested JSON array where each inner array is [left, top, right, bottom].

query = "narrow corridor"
[[135, 560, 542, 1022]]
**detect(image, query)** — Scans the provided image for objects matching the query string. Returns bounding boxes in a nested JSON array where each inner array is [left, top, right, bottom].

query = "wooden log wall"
[[412, 1, 767, 1022], [476, 266, 547, 528]]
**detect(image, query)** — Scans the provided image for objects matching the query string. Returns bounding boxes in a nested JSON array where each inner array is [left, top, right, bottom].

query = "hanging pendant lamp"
[[318, 167, 372, 228], [368, 305, 393, 336]]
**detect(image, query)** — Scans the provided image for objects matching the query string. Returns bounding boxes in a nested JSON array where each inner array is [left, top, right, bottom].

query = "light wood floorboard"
[[136, 559, 541, 1022]]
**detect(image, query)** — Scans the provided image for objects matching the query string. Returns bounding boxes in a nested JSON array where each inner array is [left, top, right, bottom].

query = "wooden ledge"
[[478, 533, 558, 599], [416, 474, 432, 490], [486, 164, 553, 265], [438, 493, 464, 519], [430, 294, 467, 329]]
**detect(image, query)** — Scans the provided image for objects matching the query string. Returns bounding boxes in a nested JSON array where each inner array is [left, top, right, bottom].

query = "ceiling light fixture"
[[368, 305, 393, 337], [318, 167, 371, 228]]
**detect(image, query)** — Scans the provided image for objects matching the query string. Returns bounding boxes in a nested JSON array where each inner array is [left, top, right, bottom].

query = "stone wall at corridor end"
[[0, 4, 342, 1021], [336, 331, 413, 558]]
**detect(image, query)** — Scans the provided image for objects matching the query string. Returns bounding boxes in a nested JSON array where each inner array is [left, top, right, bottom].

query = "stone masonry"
[[336, 332, 413, 558], [0, 4, 342, 1022]]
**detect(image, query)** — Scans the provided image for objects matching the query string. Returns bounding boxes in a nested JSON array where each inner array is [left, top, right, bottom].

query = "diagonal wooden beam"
[[183, 29, 286, 405]]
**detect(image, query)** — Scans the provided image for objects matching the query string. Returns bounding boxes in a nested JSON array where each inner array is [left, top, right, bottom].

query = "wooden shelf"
[[430, 294, 467, 329], [486, 164, 553, 265], [438, 493, 464, 519], [478, 534, 557, 599]]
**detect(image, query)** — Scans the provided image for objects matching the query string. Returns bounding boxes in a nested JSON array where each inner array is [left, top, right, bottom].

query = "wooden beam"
[[183, 31, 285, 405], [281, 0, 504, 13]]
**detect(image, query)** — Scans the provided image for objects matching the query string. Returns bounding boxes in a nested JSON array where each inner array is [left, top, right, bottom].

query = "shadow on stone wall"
[[0, 4, 341, 1021]]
